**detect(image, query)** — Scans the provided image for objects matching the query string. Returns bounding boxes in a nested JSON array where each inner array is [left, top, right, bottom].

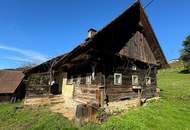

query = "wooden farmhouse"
[[24, 1, 168, 111]]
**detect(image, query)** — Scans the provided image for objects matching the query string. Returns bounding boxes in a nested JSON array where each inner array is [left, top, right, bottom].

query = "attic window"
[[132, 75, 139, 85], [114, 73, 122, 85], [145, 77, 151, 85], [86, 75, 92, 85]]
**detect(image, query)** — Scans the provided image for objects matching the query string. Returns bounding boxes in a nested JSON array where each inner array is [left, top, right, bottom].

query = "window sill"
[[114, 84, 122, 86], [132, 85, 141, 89]]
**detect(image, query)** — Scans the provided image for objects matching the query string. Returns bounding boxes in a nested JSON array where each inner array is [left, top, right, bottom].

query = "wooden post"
[[96, 89, 100, 105], [96, 88, 104, 107], [100, 89, 104, 107]]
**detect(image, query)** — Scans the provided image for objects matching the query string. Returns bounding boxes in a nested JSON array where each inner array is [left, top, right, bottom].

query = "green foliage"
[[181, 35, 190, 71]]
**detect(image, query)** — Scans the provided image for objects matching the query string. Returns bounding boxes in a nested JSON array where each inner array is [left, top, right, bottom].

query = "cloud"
[[0, 44, 48, 64], [1, 56, 33, 63]]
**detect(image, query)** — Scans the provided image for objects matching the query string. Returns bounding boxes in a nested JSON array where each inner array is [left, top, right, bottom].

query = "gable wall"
[[119, 31, 157, 64]]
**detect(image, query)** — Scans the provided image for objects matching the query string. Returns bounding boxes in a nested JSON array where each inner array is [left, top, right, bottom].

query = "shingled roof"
[[24, 53, 68, 74], [0, 70, 24, 94], [26, 1, 168, 74], [54, 1, 168, 68]]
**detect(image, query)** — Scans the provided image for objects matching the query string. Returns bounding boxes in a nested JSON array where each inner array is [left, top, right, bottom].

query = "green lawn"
[[0, 67, 190, 130], [91, 68, 190, 130], [0, 104, 77, 130]]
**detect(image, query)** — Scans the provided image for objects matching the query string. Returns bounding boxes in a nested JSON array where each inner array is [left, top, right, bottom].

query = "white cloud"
[[1, 56, 33, 63], [0, 44, 48, 64]]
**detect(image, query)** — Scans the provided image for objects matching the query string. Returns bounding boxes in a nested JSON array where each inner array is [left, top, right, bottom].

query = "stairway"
[[49, 95, 65, 104], [24, 96, 50, 106], [24, 95, 77, 120], [49, 95, 77, 120]]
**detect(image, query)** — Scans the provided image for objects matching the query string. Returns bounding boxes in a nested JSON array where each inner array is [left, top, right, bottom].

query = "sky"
[[0, 0, 189, 69]]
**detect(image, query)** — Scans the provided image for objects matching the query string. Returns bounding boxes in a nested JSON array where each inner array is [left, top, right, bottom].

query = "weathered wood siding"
[[25, 73, 50, 97], [0, 94, 11, 102], [105, 63, 157, 102], [119, 31, 157, 64], [73, 72, 104, 103], [68, 29, 158, 103]]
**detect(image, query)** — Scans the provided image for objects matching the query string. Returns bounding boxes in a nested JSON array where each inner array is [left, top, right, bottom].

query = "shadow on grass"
[[179, 69, 190, 74]]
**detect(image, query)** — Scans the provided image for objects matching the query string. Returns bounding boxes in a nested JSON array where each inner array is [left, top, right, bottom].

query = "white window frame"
[[92, 66, 95, 80], [132, 75, 139, 86], [114, 73, 122, 85], [145, 77, 151, 85], [86, 75, 92, 85], [132, 65, 137, 70]]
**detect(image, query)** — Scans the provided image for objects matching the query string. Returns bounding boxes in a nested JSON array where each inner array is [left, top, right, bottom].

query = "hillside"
[[91, 65, 190, 130], [0, 64, 190, 130]]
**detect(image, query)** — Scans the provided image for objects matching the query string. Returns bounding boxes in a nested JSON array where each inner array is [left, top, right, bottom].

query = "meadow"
[[0, 64, 190, 130]]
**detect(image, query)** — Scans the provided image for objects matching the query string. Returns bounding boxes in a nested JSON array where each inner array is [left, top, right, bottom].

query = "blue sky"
[[0, 0, 189, 69]]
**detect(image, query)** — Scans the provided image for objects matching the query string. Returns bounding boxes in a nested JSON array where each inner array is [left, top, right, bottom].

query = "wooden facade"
[[24, 1, 168, 107]]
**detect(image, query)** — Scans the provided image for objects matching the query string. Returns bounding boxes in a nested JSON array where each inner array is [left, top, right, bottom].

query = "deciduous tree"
[[181, 35, 190, 72]]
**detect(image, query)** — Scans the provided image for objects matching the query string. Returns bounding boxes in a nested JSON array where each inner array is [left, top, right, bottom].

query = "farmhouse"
[[0, 70, 25, 102], [24, 1, 168, 114]]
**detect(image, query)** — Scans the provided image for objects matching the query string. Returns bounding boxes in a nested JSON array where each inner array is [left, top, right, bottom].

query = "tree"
[[181, 35, 190, 72], [16, 63, 37, 71]]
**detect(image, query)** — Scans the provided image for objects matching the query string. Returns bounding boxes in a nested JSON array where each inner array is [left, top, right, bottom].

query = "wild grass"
[[0, 65, 190, 130], [0, 104, 77, 130], [81, 66, 190, 130]]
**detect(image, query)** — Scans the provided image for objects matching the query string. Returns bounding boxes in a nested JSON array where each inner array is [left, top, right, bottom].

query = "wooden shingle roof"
[[0, 70, 24, 94], [26, 1, 168, 74], [54, 1, 168, 68]]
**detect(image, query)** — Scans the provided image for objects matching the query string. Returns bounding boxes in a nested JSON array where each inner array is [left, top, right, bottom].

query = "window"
[[132, 65, 137, 70], [86, 75, 92, 84], [132, 75, 139, 85], [145, 77, 151, 85], [67, 76, 73, 84], [114, 73, 122, 85], [92, 66, 95, 80]]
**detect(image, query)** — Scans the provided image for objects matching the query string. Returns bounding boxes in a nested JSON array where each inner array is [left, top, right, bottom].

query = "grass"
[[0, 104, 77, 130], [0, 64, 190, 130], [93, 68, 190, 130]]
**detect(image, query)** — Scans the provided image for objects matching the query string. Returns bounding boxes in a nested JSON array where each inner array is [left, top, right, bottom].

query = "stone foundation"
[[105, 98, 141, 113]]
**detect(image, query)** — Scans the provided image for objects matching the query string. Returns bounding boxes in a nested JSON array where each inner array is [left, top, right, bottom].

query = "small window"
[[145, 77, 151, 85], [132, 75, 138, 85], [132, 65, 137, 70], [92, 66, 95, 80], [67, 76, 73, 84], [114, 73, 122, 85], [86, 75, 92, 84]]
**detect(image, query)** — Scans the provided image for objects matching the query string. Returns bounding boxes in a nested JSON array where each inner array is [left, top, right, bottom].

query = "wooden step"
[[24, 97, 50, 106]]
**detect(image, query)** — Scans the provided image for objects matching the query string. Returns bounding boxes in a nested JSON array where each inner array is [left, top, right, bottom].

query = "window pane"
[[114, 73, 122, 85], [86, 75, 91, 84], [146, 77, 151, 85], [132, 75, 138, 85]]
